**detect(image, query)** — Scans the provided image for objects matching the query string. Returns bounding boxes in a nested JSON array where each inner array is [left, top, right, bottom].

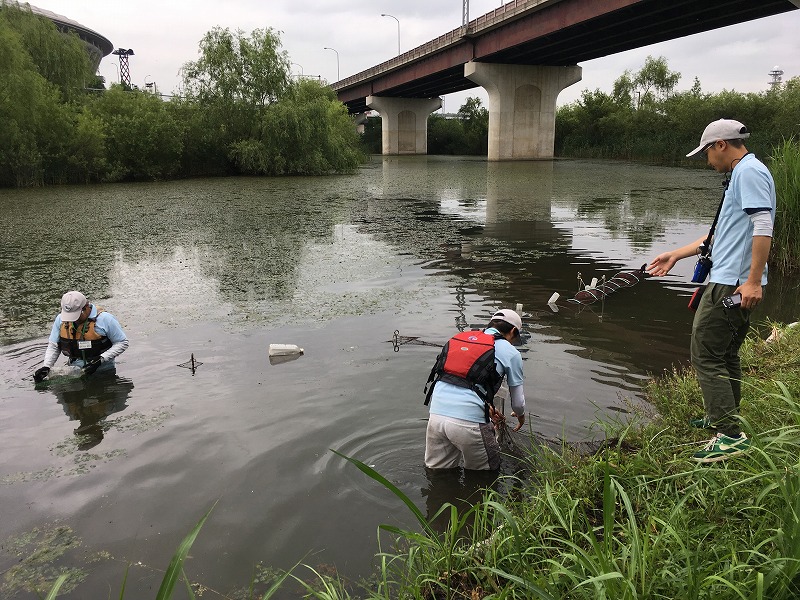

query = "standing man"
[[33, 290, 129, 383], [648, 119, 775, 463], [424, 309, 526, 470]]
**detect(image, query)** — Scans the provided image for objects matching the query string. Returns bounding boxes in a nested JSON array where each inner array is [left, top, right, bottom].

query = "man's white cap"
[[491, 309, 522, 331], [686, 119, 750, 158], [60, 290, 87, 322]]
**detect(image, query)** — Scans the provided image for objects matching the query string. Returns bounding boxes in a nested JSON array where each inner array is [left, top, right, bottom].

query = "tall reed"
[[770, 138, 800, 271]]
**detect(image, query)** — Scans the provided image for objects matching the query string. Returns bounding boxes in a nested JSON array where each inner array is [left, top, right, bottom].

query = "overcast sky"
[[32, 0, 800, 111]]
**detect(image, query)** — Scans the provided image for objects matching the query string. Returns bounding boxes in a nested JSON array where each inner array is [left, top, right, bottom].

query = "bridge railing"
[[332, 0, 556, 92]]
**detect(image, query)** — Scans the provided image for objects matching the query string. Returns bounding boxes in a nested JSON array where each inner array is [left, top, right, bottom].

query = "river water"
[[1, 156, 797, 598]]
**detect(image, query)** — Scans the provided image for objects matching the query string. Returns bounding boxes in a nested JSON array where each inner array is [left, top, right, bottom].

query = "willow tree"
[[181, 26, 291, 152], [180, 26, 362, 175], [0, 6, 74, 186], [0, 1, 93, 102]]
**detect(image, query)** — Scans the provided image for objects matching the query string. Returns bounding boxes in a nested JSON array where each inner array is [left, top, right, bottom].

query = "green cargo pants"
[[690, 282, 753, 437]]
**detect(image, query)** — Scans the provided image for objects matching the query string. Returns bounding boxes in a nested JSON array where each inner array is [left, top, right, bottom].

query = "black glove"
[[33, 366, 50, 383], [82, 357, 103, 377]]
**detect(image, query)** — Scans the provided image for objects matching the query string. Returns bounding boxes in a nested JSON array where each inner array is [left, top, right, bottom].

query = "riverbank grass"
[[771, 138, 800, 271], [317, 321, 800, 599]]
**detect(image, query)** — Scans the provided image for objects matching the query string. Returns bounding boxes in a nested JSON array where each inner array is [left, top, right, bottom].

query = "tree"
[[229, 79, 363, 175], [633, 55, 680, 106], [180, 28, 362, 176], [90, 86, 184, 181], [458, 97, 489, 155], [180, 27, 292, 161], [428, 114, 467, 155], [0, 8, 75, 186], [612, 70, 636, 108], [182, 27, 290, 107], [0, 1, 93, 102]]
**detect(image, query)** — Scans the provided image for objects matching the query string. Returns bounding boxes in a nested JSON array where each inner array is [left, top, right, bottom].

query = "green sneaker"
[[693, 433, 750, 463], [689, 416, 715, 430]]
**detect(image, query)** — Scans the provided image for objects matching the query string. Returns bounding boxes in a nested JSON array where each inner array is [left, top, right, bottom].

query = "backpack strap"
[[423, 362, 438, 406]]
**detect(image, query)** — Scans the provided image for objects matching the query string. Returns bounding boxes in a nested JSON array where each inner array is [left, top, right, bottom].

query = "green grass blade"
[[485, 567, 558, 600], [45, 574, 68, 600], [155, 501, 217, 600], [181, 569, 196, 599], [331, 449, 437, 539], [118, 564, 130, 600], [259, 562, 298, 600]]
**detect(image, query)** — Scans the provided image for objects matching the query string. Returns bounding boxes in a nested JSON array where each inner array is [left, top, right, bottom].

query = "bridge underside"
[[338, 0, 797, 113]]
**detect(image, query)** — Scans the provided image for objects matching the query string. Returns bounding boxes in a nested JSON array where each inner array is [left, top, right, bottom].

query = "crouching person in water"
[[33, 290, 129, 383], [424, 309, 526, 470]]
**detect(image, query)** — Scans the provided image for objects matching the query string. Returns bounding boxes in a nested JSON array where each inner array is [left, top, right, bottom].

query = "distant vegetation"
[[0, 4, 363, 187], [555, 56, 800, 164]]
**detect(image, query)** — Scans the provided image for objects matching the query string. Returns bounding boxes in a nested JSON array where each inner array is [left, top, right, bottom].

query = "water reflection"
[[422, 467, 499, 532], [38, 373, 133, 450]]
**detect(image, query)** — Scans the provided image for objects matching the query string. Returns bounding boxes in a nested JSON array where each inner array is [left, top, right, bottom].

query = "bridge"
[[333, 0, 799, 160]]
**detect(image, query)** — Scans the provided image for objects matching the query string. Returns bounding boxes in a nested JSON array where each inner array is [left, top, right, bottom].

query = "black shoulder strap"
[[700, 179, 729, 256]]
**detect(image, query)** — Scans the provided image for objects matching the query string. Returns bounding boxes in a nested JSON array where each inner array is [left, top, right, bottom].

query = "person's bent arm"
[[647, 235, 707, 277], [509, 384, 526, 431], [42, 341, 60, 368], [42, 318, 61, 368], [97, 314, 129, 363], [101, 338, 129, 362], [736, 235, 771, 310]]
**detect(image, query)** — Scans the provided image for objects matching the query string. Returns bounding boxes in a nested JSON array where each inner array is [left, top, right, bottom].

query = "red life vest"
[[424, 330, 503, 416]]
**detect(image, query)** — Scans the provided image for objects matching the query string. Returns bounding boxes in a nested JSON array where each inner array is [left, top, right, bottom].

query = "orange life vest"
[[58, 308, 112, 360]]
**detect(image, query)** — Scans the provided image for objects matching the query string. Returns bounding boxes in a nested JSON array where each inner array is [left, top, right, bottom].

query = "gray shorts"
[[424, 413, 501, 470]]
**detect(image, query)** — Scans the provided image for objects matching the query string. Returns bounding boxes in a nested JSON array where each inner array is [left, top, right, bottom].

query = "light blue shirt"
[[428, 327, 525, 423], [709, 153, 775, 286]]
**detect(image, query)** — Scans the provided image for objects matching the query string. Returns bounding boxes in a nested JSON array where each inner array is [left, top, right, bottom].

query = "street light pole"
[[381, 13, 400, 55], [323, 47, 339, 81], [291, 62, 304, 78]]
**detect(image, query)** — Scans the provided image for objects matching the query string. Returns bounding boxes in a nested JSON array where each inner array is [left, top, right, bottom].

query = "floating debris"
[[268, 344, 304, 365], [268, 344, 304, 356]]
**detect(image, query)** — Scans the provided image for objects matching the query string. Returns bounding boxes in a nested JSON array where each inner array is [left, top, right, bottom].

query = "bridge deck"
[[333, 0, 798, 113]]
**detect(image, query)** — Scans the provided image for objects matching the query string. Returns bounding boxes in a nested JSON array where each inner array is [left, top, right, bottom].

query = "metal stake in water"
[[177, 353, 203, 375]]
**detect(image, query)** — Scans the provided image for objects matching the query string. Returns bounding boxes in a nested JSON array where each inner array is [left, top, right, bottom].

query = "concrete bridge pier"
[[465, 62, 582, 161], [366, 95, 442, 155]]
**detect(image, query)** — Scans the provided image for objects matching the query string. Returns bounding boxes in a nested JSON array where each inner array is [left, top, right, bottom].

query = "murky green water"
[[1, 156, 797, 597]]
